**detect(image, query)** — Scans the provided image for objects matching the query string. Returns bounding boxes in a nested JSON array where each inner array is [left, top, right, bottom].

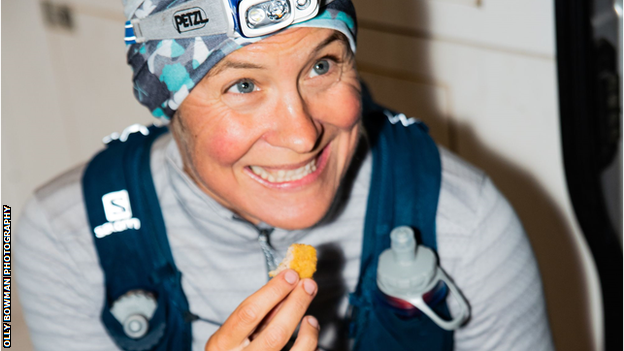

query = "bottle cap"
[[123, 314, 150, 339], [390, 226, 417, 263], [377, 226, 437, 296], [110, 290, 158, 339]]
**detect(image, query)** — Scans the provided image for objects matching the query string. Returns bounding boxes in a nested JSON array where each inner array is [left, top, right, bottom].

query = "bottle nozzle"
[[390, 226, 417, 263]]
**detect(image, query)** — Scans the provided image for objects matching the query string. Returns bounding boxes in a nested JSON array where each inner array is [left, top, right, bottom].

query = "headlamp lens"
[[245, 0, 291, 29], [240, 0, 319, 37], [267, 0, 289, 20], [247, 8, 266, 25]]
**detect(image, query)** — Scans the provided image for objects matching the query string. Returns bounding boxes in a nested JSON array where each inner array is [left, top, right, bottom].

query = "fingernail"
[[307, 316, 319, 330], [285, 270, 298, 284], [303, 279, 316, 295]]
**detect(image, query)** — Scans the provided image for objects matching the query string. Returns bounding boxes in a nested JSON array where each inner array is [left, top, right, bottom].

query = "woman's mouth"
[[250, 158, 317, 183], [245, 143, 331, 188]]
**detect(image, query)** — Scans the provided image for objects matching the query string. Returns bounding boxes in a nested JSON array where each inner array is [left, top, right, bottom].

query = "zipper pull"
[[232, 215, 280, 276], [258, 227, 280, 274]]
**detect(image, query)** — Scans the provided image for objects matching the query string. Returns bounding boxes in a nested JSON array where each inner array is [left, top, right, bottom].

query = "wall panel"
[[353, 1, 600, 349], [45, 9, 153, 162], [355, 0, 555, 56]]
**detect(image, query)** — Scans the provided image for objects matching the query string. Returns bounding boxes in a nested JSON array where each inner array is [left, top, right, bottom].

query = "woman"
[[16, 0, 554, 350]]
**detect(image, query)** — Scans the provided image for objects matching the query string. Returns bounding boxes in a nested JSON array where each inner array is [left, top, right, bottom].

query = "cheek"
[[314, 83, 362, 129], [192, 114, 259, 167], [339, 97, 362, 129]]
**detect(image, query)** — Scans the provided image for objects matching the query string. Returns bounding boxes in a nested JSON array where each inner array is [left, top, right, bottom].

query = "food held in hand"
[[269, 244, 317, 279]]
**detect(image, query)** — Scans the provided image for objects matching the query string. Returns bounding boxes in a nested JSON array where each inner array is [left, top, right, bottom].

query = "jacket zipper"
[[232, 216, 280, 276]]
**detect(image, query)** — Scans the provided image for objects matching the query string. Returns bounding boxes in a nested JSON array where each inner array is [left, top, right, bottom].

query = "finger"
[[250, 299, 286, 340], [249, 279, 318, 351], [206, 269, 299, 351], [291, 316, 320, 351], [229, 338, 250, 351]]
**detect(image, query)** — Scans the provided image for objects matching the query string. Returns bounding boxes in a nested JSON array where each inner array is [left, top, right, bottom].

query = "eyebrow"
[[309, 31, 350, 59], [207, 61, 266, 78], [208, 31, 350, 78]]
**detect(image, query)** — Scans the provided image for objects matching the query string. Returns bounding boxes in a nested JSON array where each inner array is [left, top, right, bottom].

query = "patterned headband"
[[124, 0, 357, 120]]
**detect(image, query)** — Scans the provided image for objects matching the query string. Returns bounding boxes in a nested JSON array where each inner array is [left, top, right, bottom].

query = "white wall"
[[2, 0, 604, 350], [353, 0, 602, 350], [3, 1, 153, 349]]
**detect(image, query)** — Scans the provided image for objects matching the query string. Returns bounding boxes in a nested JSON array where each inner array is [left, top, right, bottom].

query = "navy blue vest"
[[348, 99, 453, 351], [82, 102, 453, 350]]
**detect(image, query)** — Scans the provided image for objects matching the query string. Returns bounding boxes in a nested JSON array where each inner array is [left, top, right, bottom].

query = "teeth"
[[250, 158, 317, 183]]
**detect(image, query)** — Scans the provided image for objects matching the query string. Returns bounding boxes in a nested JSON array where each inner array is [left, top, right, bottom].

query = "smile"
[[250, 158, 317, 183], [245, 143, 331, 188]]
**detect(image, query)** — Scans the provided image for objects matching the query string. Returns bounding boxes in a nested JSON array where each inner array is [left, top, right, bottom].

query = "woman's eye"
[[310, 59, 331, 77], [227, 80, 256, 94]]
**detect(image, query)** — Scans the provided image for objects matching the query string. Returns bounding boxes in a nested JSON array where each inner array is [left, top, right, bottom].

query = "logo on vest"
[[94, 190, 141, 238], [383, 110, 419, 127], [173, 7, 209, 33]]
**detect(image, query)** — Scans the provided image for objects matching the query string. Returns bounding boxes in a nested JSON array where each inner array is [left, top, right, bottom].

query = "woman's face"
[[173, 27, 362, 230]]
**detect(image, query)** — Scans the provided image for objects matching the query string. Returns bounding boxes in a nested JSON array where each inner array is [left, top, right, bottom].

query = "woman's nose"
[[263, 92, 322, 154]]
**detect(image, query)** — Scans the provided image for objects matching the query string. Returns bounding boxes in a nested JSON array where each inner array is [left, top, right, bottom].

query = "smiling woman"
[[172, 28, 361, 229], [15, 0, 554, 351]]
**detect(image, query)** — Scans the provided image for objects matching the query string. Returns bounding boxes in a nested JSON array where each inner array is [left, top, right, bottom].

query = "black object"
[[554, 0, 623, 350]]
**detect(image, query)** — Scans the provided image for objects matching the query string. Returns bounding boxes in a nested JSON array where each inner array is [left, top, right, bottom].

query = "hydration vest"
[[82, 99, 453, 350]]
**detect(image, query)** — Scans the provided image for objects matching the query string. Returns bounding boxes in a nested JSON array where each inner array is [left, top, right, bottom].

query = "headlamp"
[[126, 0, 332, 43], [239, 0, 294, 36]]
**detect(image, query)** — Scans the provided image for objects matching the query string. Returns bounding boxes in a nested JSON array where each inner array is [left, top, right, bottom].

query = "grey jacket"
[[16, 133, 554, 351]]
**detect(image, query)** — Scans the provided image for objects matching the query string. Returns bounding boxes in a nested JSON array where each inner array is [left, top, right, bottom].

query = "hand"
[[205, 269, 319, 351]]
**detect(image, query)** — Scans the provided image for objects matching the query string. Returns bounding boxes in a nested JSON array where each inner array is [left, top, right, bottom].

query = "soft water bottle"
[[376, 226, 470, 330]]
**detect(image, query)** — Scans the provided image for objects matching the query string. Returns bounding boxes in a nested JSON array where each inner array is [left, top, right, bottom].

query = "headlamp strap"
[[131, 0, 231, 43], [128, 0, 338, 43]]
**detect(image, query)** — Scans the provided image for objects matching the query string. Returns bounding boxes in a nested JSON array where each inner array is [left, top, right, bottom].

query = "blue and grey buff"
[[124, 0, 357, 121]]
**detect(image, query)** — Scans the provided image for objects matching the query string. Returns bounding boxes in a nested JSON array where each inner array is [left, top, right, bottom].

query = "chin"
[[265, 215, 325, 231], [251, 199, 333, 230]]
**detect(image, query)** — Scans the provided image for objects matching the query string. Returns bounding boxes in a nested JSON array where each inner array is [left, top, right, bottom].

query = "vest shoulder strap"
[[82, 124, 192, 351], [349, 97, 454, 350]]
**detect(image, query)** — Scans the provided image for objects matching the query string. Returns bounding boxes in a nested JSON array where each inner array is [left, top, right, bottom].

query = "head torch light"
[[237, 0, 319, 36], [126, 0, 332, 43]]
